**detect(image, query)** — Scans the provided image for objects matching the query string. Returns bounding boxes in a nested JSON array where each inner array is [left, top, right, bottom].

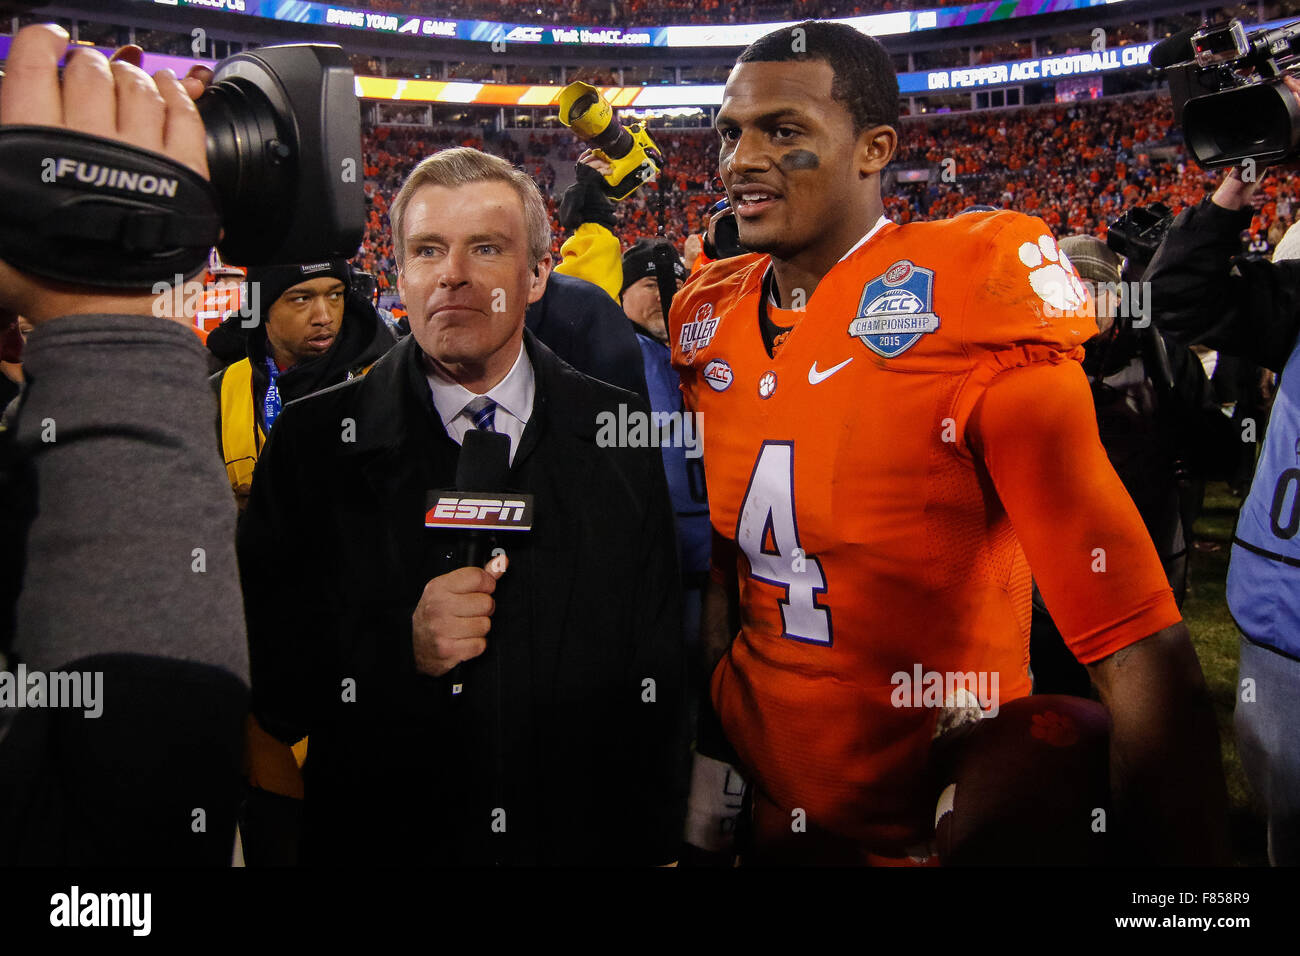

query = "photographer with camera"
[[1028, 232, 1237, 695], [1146, 69, 1300, 865], [0, 25, 249, 865]]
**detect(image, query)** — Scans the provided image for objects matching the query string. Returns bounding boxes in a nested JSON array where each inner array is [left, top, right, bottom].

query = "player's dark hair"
[[737, 20, 900, 136]]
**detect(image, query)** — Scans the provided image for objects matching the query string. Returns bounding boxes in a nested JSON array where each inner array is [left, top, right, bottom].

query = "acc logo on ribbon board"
[[848, 259, 940, 359]]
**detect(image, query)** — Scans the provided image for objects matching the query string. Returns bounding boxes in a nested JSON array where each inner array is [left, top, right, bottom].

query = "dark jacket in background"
[[206, 309, 254, 369], [1146, 198, 1300, 371], [210, 288, 395, 432], [1146, 195, 1300, 658], [237, 331, 687, 865], [526, 272, 649, 403]]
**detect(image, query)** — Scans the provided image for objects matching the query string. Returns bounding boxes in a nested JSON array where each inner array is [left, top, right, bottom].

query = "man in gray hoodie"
[[0, 24, 249, 865]]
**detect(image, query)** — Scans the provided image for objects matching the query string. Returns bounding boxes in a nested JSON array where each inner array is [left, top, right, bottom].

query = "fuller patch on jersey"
[[679, 301, 719, 355], [848, 259, 940, 359]]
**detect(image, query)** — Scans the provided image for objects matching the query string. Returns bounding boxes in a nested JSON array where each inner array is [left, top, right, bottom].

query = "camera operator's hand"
[[577, 148, 614, 179], [559, 149, 617, 231], [0, 24, 211, 326], [1212, 165, 1265, 212]]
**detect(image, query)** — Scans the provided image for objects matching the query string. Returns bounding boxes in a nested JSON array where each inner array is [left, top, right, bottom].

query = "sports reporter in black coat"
[[237, 147, 687, 865]]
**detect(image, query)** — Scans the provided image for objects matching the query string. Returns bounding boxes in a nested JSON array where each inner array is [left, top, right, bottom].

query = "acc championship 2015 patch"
[[847, 259, 940, 359]]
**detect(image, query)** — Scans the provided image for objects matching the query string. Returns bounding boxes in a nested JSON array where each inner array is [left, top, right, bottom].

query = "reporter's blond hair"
[[390, 146, 551, 269]]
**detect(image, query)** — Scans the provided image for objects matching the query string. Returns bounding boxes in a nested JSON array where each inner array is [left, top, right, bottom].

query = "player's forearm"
[[1088, 623, 1230, 865]]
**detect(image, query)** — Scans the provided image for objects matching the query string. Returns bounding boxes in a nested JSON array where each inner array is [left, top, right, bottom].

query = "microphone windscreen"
[[1149, 27, 1199, 69], [456, 428, 512, 492]]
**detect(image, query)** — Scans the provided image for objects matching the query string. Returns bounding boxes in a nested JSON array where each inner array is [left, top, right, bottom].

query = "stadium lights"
[[622, 107, 707, 119]]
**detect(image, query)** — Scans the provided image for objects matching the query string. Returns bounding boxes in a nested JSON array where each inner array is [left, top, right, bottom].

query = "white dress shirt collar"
[[425, 341, 535, 464]]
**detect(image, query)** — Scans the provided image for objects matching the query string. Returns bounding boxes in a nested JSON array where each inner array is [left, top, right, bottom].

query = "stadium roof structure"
[[116, 0, 1130, 49]]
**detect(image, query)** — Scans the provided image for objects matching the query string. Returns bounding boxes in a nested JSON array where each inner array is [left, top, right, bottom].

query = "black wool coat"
[[237, 330, 687, 865]]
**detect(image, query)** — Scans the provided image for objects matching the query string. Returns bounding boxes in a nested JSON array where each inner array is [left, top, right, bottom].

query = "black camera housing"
[[1158, 18, 1300, 168], [201, 43, 364, 267], [0, 39, 363, 290], [1106, 203, 1174, 276]]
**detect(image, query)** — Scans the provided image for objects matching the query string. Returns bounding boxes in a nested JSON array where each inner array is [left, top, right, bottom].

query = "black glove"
[[559, 162, 617, 233]]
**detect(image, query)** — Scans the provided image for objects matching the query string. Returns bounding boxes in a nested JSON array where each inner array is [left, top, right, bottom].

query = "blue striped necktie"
[[464, 395, 497, 433]]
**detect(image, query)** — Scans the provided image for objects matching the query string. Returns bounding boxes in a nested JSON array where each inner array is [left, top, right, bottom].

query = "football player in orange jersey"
[[672, 20, 1228, 865]]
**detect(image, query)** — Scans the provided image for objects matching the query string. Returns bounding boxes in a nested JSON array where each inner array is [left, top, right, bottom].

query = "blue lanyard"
[[263, 355, 283, 431]]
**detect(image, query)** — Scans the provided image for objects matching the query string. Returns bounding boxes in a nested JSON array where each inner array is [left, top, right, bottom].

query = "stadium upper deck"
[[16, 0, 1300, 116]]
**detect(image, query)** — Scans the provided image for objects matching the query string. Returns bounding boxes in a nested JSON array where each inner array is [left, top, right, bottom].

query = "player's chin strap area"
[[0, 126, 221, 290]]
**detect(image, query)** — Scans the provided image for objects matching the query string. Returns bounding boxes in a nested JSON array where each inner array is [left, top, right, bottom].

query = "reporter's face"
[[264, 277, 346, 367], [397, 181, 548, 373]]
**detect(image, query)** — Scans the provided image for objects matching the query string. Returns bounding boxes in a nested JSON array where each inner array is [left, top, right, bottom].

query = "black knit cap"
[[246, 258, 352, 311], [621, 239, 686, 295]]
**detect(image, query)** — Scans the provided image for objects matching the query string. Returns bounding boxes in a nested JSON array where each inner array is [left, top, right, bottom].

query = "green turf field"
[[1184, 482, 1268, 866]]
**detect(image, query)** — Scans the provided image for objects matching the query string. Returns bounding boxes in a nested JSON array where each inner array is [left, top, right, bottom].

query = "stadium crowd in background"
[[355, 91, 1300, 297]]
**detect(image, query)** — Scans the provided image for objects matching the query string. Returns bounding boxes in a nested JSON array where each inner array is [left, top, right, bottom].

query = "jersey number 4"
[[736, 441, 832, 645]]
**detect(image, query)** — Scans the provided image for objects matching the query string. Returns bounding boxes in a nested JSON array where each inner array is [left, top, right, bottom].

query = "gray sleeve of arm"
[[10, 315, 248, 682], [0, 315, 249, 864]]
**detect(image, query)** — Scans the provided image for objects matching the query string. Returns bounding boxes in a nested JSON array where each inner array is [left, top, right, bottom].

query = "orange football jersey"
[[670, 211, 1180, 848]]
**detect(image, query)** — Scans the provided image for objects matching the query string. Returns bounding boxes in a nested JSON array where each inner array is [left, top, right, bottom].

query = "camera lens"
[[198, 68, 296, 265], [1184, 82, 1300, 166]]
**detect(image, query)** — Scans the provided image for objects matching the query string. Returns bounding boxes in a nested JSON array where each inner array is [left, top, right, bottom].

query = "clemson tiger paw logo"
[[1018, 236, 1086, 314], [1030, 710, 1079, 748]]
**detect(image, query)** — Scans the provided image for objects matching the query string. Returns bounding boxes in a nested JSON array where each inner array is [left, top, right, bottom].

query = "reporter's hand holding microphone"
[[412, 553, 509, 678]]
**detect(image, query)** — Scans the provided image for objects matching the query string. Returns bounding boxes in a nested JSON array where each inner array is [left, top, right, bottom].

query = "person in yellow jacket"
[[211, 258, 394, 863], [212, 259, 394, 510], [553, 149, 713, 306]]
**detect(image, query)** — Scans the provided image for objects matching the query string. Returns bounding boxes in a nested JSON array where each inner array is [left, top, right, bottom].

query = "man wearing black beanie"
[[211, 259, 394, 510], [211, 258, 395, 865], [621, 238, 689, 346]]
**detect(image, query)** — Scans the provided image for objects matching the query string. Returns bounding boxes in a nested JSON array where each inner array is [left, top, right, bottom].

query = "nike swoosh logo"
[[808, 358, 853, 385]]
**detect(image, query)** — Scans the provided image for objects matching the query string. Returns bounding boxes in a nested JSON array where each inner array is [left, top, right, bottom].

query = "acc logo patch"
[[847, 259, 940, 359], [702, 358, 733, 392], [679, 302, 719, 354]]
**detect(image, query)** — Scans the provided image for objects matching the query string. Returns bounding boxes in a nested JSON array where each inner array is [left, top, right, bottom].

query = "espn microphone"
[[424, 428, 535, 695], [450, 429, 512, 567]]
